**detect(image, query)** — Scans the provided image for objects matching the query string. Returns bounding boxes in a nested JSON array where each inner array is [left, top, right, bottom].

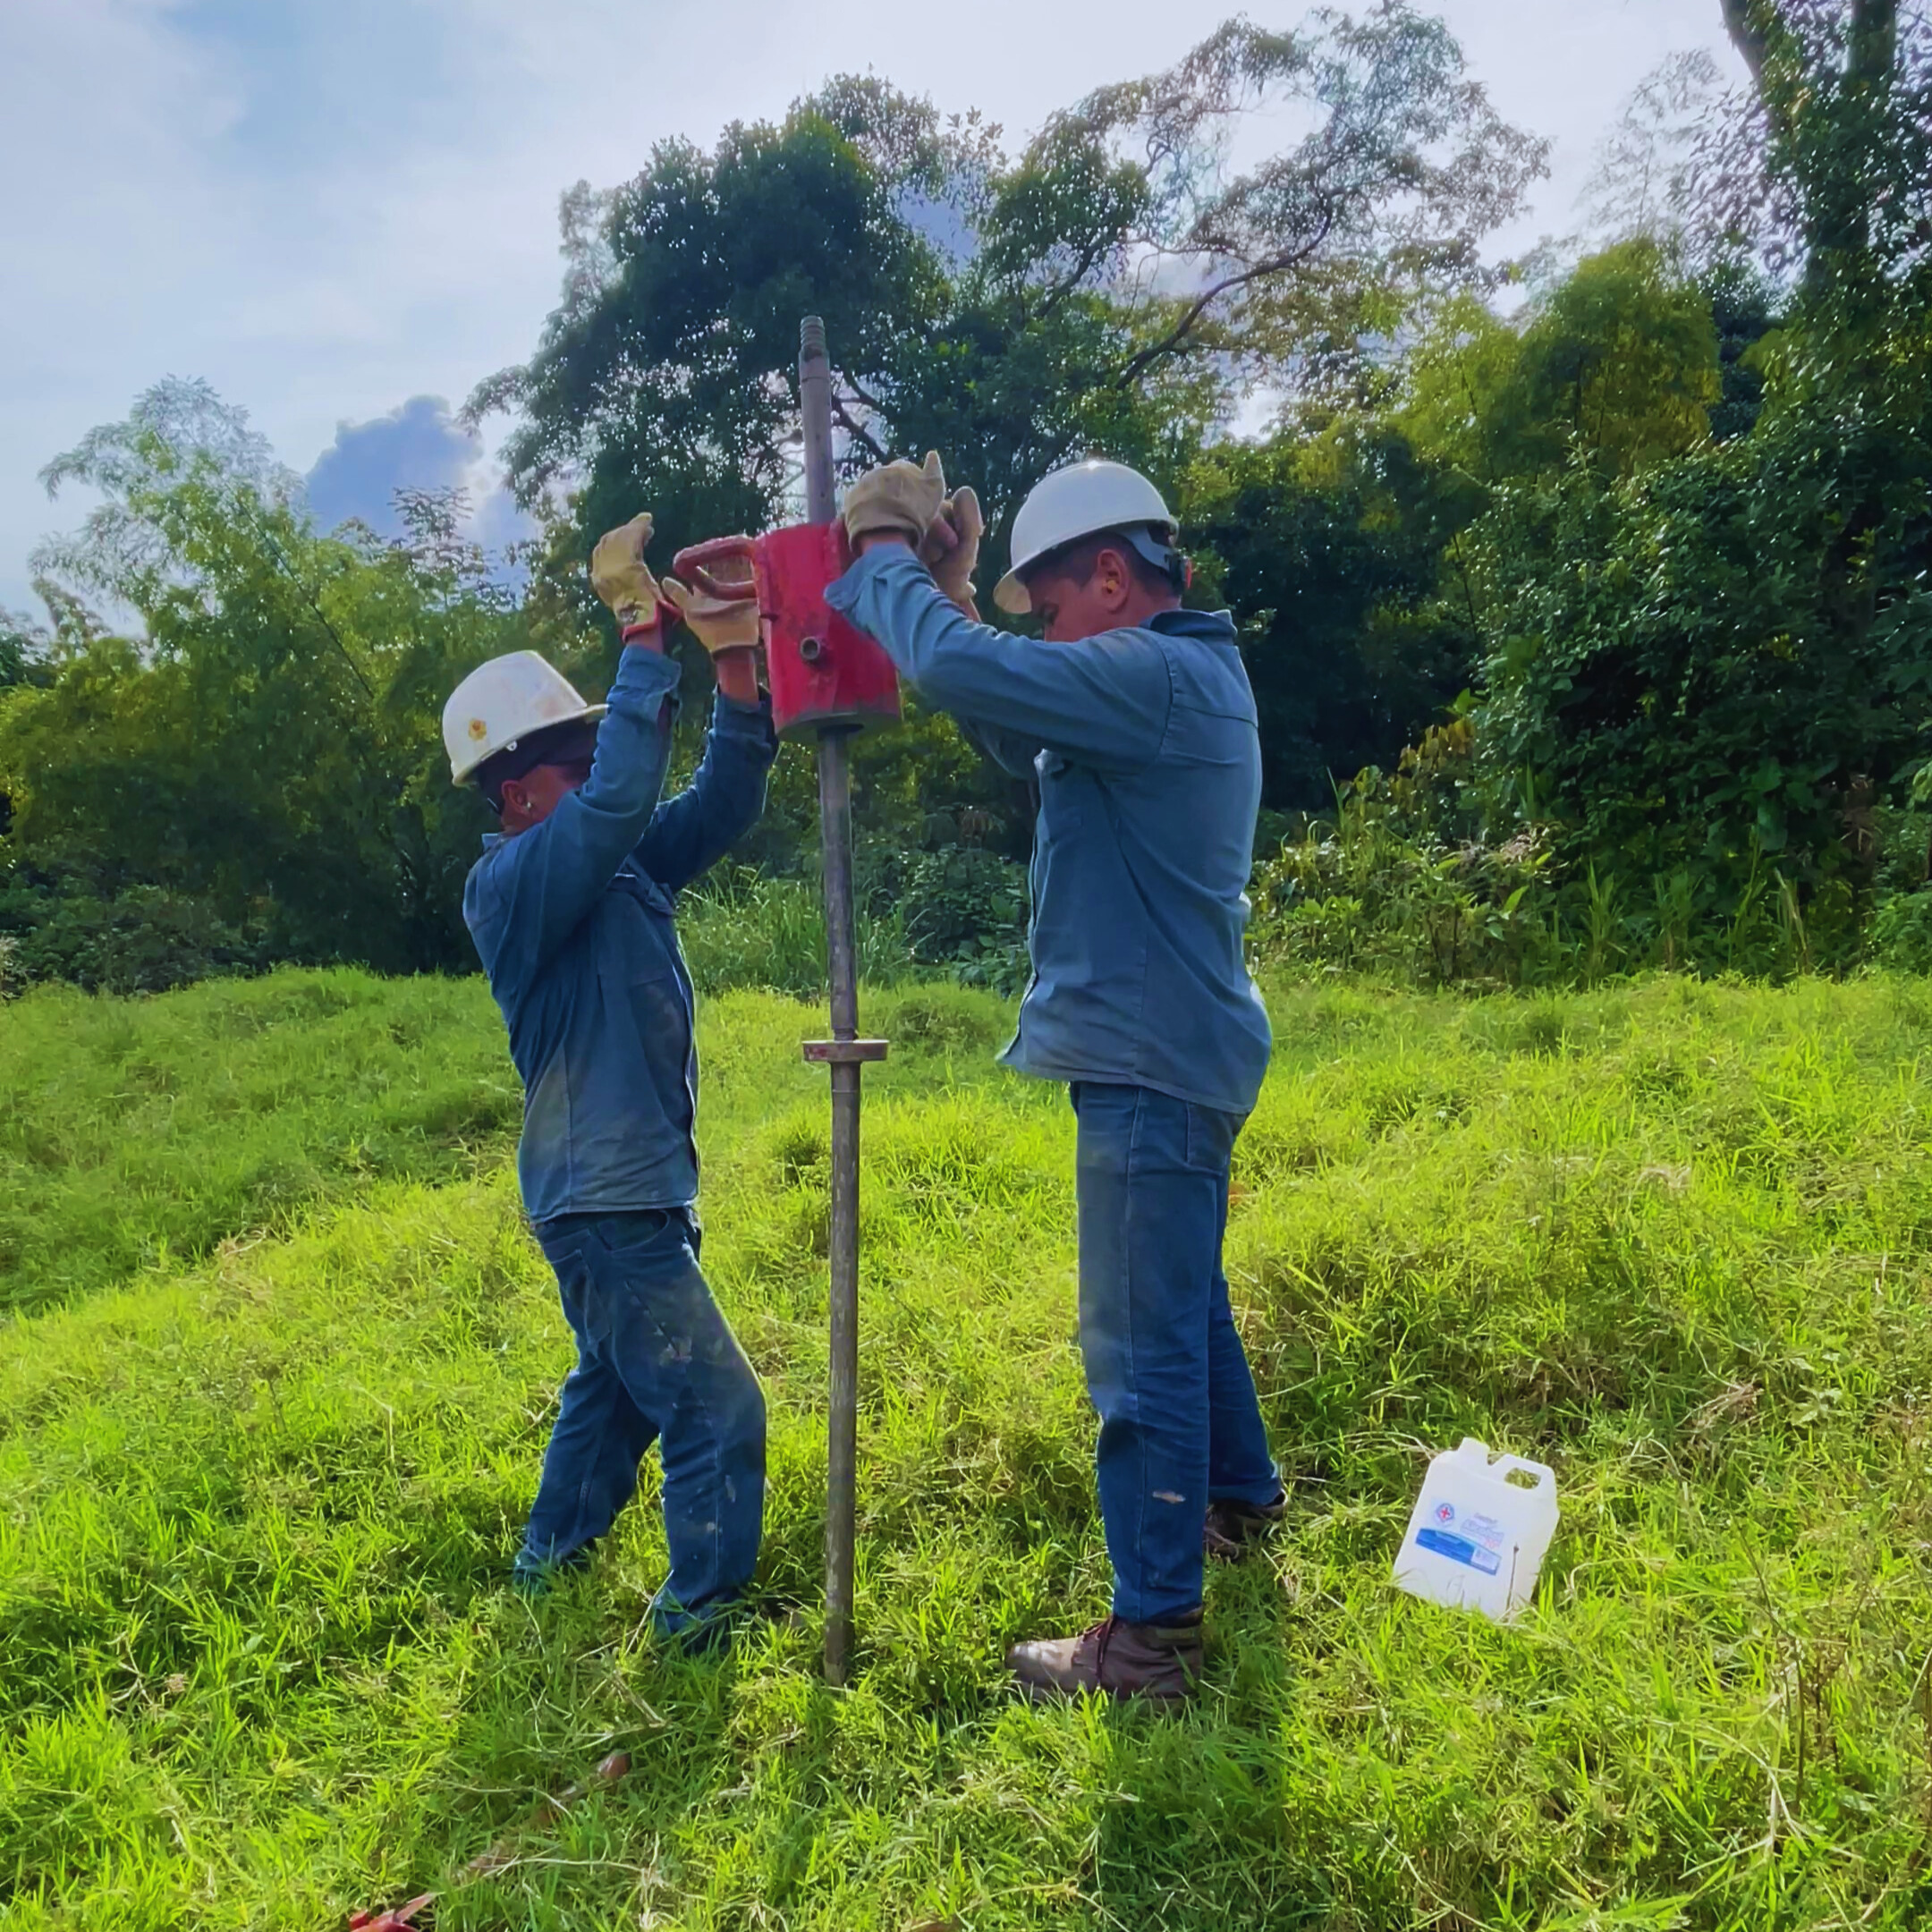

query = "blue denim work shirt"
[[826, 547, 1272, 1115], [462, 645, 778, 1224]]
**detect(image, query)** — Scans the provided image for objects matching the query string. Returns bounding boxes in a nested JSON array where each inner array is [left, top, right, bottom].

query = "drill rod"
[[800, 314, 862, 1685]]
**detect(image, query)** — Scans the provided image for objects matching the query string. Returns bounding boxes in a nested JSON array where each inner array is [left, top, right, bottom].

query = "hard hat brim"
[[994, 521, 1181, 618]]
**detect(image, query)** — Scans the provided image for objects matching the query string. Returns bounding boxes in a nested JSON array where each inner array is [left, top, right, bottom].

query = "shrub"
[[1871, 890, 1932, 974], [1253, 730, 1557, 987], [890, 847, 1029, 994], [0, 880, 273, 995]]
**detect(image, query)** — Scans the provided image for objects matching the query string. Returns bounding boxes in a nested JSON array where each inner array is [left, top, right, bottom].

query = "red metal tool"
[[348, 1894, 435, 1930], [672, 523, 899, 741]]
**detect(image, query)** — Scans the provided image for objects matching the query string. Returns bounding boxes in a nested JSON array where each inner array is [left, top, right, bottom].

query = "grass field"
[[0, 972, 520, 1313], [6, 967, 1932, 1928]]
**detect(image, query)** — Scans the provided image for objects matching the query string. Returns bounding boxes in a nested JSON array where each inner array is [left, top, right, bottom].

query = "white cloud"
[[1, 0, 1744, 613]]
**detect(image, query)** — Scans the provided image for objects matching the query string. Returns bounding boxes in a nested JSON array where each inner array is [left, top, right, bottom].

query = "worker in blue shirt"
[[826, 455, 1284, 1705], [442, 513, 778, 1648]]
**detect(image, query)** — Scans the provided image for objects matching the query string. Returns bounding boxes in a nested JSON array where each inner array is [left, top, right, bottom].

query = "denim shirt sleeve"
[[826, 546, 1172, 773], [633, 690, 780, 892], [465, 644, 682, 989]]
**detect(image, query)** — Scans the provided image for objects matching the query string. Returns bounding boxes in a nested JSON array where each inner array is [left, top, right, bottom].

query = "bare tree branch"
[[829, 391, 889, 465], [1033, 229, 1122, 322], [1109, 220, 1335, 390], [842, 373, 886, 415], [1720, 0, 1772, 89]]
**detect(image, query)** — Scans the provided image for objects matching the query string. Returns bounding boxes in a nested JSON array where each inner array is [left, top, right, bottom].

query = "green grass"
[[678, 870, 916, 999], [0, 970, 520, 1313], [6, 970, 1932, 1927]]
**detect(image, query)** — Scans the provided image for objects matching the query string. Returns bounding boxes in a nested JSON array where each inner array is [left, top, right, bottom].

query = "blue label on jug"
[[1415, 1527, 1501, 1575]]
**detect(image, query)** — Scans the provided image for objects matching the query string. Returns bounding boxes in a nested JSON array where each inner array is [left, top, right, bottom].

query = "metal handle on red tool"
[[671, 535, 759, 606]]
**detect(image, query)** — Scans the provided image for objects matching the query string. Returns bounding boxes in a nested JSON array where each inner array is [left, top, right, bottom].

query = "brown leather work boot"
[[1005, 1614, 1204, 1706], [1203, 1493, 1285, 1562]]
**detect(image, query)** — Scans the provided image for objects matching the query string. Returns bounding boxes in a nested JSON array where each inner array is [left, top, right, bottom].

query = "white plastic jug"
[[1393, 1437, 1558, 1623]]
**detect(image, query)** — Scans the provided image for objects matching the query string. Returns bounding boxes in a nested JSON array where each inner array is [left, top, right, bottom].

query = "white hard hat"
[[995, 459, 1178, 614], [442, 650, 606, 786]]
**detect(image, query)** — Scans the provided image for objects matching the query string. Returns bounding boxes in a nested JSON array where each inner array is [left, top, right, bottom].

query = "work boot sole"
[[1009, 1673, 1194, 1708]]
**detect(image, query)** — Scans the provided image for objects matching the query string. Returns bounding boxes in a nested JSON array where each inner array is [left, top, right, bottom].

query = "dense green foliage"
[[1402, 242, 1724, 487], [1460, 1, 1932, 936], [5, 2, 1932, 994], [1185, 433, 1480, 809], [0, 389, 542, 986], [1470, 360, 1932, 914], [6, 970, 1932, 1925]]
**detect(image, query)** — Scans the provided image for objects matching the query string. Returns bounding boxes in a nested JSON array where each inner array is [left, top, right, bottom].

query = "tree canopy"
[[469, 7, 1546, 595], [8, 2, 1932, 992]]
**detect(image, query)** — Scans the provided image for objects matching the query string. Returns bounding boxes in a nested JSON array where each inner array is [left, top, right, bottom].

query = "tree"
[[1401, 242, 1723, 490], [470, 12, 1546, 595], [0, 613, 51, 693], [1185, 430, 1478, 809], [466, 114, 941, 594], [1716, 0, 1932, 297], [1587, 4, 1931, 297], [1436, 6, 1932, 950], [1187, 243, 1724, 820], [1047, 8, 1547, 403], [1, 383, 552, 989], [1469, 365, 1932, 907]]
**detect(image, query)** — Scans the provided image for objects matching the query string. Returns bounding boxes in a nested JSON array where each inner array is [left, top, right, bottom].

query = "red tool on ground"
[[348, 1893, 434, 1931], [674, 318, 899, 1684]]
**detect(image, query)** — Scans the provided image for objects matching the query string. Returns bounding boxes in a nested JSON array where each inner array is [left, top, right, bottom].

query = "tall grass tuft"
[[678, 869, 911, 999]]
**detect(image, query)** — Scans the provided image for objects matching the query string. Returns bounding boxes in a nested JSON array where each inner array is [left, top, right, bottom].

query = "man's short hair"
[[1028, 524, 1182, 600], [472, 718, 598, 814]]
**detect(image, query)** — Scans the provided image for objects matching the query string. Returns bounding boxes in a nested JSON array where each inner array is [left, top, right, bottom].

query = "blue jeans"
[[1072, 1082, 1279, 1623], [517, 1208, 766, 1641]]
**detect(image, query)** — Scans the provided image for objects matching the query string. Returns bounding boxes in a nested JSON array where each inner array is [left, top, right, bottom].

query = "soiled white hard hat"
[[441, 650, 606, 786], [995, 459, 1178, 614]]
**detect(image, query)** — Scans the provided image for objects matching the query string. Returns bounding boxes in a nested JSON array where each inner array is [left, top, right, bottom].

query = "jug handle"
[[1492, 1453, 1555, 1494]]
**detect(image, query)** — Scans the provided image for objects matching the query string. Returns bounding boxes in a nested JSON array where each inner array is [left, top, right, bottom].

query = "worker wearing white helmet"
[[444, 514, 779, 1648], [991, 456, 1191, 614], [825, 454, 1281, 1707]]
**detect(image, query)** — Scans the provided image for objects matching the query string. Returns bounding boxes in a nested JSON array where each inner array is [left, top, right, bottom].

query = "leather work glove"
[[589, 513, 669, 629], [920, 485, 983, 614], [843, 451, 946, 547], [663, 548, 762, 706], [662, 574, 760, 656]]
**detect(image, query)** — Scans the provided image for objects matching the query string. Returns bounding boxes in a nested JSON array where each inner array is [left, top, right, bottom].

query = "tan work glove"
[[589, 513, 668, 628], [920, 485, 983, 614], [662, 574, 760, 656], [843, 451, 946, 547]]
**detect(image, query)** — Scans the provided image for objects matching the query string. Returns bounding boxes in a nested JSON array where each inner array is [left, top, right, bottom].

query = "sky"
[[0, 0, 1746, 618]]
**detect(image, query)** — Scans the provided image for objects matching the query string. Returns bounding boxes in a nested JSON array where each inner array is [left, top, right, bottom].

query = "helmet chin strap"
[[1117, 524, 1191, 594]]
